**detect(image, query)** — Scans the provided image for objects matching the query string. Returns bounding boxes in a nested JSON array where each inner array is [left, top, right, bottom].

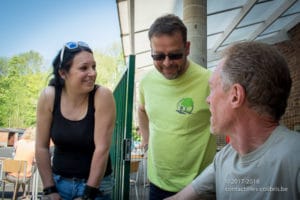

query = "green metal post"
[[111, 54, 135, 200]]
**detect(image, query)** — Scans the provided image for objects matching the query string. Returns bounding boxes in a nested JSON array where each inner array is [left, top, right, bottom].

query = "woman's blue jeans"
[[53, 173, 114, 200]]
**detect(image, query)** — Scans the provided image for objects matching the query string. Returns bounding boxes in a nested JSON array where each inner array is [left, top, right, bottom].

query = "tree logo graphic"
[[176, 98, 194, 114]]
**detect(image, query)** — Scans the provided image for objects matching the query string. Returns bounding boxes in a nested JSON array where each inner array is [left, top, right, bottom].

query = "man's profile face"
[[207, 59, 233, 135]]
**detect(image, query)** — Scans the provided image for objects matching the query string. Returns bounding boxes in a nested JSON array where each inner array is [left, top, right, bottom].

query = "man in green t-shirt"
[[138, 14, 216, 200]]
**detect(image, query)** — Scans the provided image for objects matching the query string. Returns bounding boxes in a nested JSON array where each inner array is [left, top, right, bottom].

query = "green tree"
[[0, 51, 47, 128], [94, 43, 126, 89], [0, 57, 9, 75]]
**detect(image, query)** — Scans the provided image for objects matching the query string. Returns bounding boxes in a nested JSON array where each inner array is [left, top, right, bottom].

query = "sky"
[[0, 0, 121, 63]]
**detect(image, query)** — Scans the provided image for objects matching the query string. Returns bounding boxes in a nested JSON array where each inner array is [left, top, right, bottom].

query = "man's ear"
[[231, 83, 245, 108]]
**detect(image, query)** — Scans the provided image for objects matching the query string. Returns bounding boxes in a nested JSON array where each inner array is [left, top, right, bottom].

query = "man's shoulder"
[[275, 125, 300, 144], [215, 144, 235, 161], [188, 60, 212, 78], [269, 126, 300, 162], [140, 69, 158, 84], [276, 129, 300, 173], [279, 126, 300, 150]]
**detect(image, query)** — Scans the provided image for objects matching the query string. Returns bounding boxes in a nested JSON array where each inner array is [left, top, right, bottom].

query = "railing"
[[111, 55, 135, 200]]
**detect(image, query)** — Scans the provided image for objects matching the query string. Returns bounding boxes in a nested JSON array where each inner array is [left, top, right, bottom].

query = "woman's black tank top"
[[50, 85, 112, 179]]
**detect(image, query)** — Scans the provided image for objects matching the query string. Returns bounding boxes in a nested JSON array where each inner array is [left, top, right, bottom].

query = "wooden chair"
[[0, 159, 31, 200]]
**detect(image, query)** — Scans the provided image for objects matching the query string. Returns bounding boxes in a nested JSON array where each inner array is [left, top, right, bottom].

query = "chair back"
[[129, 160, 140, 199], [130, 160, 140, 173], [0, 159, 29, 200], [1, 159, 27, 178]]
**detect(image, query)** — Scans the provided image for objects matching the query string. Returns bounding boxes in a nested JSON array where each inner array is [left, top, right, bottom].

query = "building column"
[[183, 0, 207, 68]]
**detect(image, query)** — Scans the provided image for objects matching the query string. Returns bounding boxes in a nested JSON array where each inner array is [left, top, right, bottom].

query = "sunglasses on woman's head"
[[59, 41, 90, 69]]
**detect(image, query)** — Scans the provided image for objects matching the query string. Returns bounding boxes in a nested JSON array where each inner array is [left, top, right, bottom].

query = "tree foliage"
[[94, 43, 126, 89], [0, 44, 125, 129], [0, 51, 47, 128]]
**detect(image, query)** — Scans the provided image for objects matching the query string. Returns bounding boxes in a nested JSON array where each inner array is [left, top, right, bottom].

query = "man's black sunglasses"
[[151, 53, 184, 61]]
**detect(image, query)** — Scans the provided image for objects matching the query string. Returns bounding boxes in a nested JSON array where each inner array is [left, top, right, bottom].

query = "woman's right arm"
[[36, 86, 61, 199]]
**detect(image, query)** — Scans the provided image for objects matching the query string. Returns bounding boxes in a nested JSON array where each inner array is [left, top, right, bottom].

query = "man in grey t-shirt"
[[166, 41, 300, 200]]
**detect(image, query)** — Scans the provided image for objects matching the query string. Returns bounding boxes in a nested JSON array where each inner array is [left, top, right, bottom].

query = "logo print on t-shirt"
[[176, 98, 194, 114]]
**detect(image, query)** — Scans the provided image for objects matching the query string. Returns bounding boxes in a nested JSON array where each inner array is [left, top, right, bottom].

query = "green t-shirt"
[[139, 60, 216, 192]]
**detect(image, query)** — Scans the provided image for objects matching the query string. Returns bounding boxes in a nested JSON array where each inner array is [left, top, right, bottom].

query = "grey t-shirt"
[[192, 125, 300, 200]]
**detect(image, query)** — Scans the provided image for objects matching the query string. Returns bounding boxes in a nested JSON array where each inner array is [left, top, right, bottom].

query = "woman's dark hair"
[[49, 43, 93, 87]]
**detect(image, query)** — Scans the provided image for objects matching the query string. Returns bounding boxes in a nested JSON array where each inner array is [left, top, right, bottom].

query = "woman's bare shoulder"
[[38, 86, 56, 111], [95, 85, 113, 98], [94, 85, 114, 108]]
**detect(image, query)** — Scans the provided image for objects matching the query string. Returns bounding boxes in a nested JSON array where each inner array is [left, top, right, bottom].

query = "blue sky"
[[0, 0, 121, 62]]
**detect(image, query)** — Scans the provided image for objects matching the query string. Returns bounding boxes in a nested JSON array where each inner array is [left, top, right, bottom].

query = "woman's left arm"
[[87, 86, 116, 187]]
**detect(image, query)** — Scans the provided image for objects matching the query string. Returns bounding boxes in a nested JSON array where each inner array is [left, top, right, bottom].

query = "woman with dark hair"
[[36, 41, 116, 200]]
